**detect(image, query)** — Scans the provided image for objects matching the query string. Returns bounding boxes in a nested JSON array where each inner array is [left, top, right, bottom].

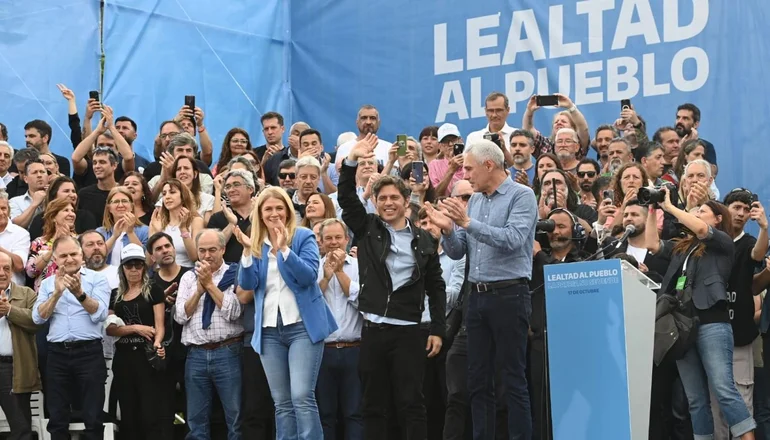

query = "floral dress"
[[26, 237, 58, 292]]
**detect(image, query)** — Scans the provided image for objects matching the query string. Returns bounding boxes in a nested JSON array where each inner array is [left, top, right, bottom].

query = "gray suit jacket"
[[657, 227, 734, 310]]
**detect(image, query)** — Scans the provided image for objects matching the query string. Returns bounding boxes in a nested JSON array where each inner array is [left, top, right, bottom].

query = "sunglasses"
[[278, 173, 296, 180], [123, 260, 145, 270], [576, 171, 597, 178], [456, 194, 472, 201]]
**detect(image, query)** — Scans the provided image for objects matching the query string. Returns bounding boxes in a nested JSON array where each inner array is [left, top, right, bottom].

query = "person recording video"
[[529, 207, 588, 440]]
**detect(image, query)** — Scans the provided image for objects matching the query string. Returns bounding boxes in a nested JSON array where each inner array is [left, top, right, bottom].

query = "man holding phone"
[[428, 123, 465, 197], [466, 92, 516, 149]]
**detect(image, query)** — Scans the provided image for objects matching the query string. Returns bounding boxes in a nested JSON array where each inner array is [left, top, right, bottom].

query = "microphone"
[[614, 225, 636, 249]]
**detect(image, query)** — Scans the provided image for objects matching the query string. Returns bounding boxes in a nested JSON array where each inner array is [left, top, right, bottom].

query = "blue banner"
[[0, 0, 100, 159], [102, 0, 289, 162], [545, 259, 630, 439], [291, 0, 770, 198]]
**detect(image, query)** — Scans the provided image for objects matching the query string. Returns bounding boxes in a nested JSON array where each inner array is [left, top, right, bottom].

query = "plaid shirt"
[[174, 261, 243, 345]]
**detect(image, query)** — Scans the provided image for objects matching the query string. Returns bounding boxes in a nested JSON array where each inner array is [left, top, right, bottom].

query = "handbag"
[[144, 342, 167, 371], [653, 247, 700, 365]]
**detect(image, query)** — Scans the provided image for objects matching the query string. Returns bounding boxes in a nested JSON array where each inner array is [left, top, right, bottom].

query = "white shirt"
[[466, 122, 517, 149], [0, 222, 30, 286], [9, 193, 41, 220], [95, 264, 120, 291], [318, 255, 362, 342], [109, 233, 126, 267], [165, 225, 193, 268], [0, 173, 12, 189], [0, 288, 12, 356], [336, 137, 392, 167], [261, 242, 302, 328], [626, 244, 648, 265]]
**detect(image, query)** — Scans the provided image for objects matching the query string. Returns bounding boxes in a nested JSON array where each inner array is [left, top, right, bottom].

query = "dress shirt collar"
[[484, 122, 514, 134], [384, 218, 413, 234], [491, 176, 514, 196]]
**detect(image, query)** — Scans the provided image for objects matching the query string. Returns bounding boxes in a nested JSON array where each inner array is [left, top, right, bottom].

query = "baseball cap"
[[121, 243, 146, 264], [437, 123, 461, 143]]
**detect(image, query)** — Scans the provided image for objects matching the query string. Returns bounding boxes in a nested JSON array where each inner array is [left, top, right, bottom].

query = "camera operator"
[[529, 208, 588, 440], [646, 188, 757, 438]]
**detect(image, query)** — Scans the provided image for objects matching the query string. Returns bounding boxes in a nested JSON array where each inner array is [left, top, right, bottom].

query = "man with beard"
[[606, 138, 634, 176], [652, 127, 681, 184], [114, 116, 152, 172], [528, 208, 586, 440], [79, 230, 119, 291], [23, 120, 70, 177], [335, 105, 393, 168], [675, 103, 717, 169], [554, 128, 580, 174], [576, 159, 600, 209], [508, 130, 536, 186], [593, 125, 618, 170]]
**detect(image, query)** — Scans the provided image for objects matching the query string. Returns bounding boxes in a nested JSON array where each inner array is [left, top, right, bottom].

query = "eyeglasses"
[[109, 199, 132, 206], [456, 194, 472, 201], [576, 171, 597, 178], [160, 132, 180, 140], [278, 173, 296, 180], [231, 139, 249, 145], [224, 182, 244, 191], [123, 260, 144, 270]]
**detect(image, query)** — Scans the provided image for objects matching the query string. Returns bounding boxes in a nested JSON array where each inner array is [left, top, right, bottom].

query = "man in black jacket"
[[339, 133, 446, 440]]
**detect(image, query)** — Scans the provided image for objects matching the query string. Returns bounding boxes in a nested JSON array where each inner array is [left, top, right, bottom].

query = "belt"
[[0, 356, 12, 363], [363, 320, 419, 330], [50, 339, 101, 349], [325, 341, 360, 349], [471, 278, 528, 293], [194, 335, 243, 350]]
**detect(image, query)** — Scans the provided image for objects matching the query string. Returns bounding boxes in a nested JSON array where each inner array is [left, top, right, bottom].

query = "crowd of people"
[[0, 82, 766, 440]]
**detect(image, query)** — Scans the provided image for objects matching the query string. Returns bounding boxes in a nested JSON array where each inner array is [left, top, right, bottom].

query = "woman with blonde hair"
[[149, 179, 203, 267], [26, 198, 77, 291], [236, 186, 337, 440], [97, 186, 149, 265]]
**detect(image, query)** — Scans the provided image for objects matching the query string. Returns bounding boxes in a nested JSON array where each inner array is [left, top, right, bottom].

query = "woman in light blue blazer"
[[236, 186, 337, 440], [96, 186, 149, 265]]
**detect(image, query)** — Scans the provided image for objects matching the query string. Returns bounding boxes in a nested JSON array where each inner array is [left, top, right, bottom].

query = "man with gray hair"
[[175, 228, 243, 438], [291, 156, 322, 222], [466, 91, 517, 149], [0, 192, 29, 286], [606, 137, 634, 175], [336, 105, 393, 168], [554, 127, 581, 174], [425, 139, 538, 439], [0, 142, 14, 189], [148, 133, 214, 194], [207, 170, 255, 263]]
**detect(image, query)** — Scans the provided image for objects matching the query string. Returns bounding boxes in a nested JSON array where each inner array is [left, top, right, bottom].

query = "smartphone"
[[536, 95, 559, 107], [89, 90, 100, 102], [184, 95, 196, 110], [621, 99, 632, 111], [603, 189, 614, 200], [483, 133, 502, 149], [396, 134, 408, 156], [752, 194, 759, 204], [453, 143, 465, 156], [412, 161, 424, 184]]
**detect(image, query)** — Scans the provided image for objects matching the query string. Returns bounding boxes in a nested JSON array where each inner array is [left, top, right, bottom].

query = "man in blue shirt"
[[32, 236, 111, 440], [426, 139, 538, 440], [508, 129, 537, 186]]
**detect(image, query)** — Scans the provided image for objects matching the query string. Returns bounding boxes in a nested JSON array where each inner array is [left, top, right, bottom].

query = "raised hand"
[[272, 225, 288, 251], [222, 205, 238, 225], [102, 105, 116, 128], [234, 225, 252, 255], [439, 197, 470, 228], [159, 152, 175, 178], [56, 84, 75, 102], [85, 98, 101, 120], [348, 133, 379, 161], [555, 93, 574, 109], [424, 202, 453, 234]]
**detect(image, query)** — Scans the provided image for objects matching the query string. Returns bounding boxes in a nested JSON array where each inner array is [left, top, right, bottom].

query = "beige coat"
[[6, 283, 41, 393]]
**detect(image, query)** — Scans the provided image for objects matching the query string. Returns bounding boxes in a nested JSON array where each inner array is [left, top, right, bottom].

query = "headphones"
[[547, 208, 586, 243]]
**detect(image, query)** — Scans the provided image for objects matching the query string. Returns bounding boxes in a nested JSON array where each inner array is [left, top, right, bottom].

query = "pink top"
[[428, 159, 464, 196]]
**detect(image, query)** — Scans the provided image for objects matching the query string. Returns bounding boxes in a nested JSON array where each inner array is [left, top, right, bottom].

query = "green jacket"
[[7, 283, 41, 393]]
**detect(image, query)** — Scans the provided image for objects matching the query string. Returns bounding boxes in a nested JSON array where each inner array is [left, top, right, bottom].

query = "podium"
[[544, 259, 658, 440]]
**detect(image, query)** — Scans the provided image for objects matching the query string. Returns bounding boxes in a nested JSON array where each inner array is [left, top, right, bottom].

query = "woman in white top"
[[156, 156, 215, 223], [149, 179, 203, 267], [236, 187, 337, 440]]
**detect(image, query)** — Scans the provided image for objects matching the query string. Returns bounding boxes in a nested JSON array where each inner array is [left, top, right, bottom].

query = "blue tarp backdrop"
[[1, 0, 769, 199]]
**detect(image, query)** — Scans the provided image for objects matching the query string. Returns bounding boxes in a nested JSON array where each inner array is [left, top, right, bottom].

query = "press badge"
[[676, 276, 687, 291]]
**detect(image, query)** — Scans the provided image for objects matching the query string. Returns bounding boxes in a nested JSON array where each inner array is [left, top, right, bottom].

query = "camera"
[[483, 133, 503, 150], [536, 219, 555, 233], [638, 184, 678, 206]]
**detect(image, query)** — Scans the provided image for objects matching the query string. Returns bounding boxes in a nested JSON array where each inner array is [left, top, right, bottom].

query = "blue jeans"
[[261, 316, 324, 440], [466, 284, 531, 440], [185, 342, 243, 440], [316, 345, 363, 440], [677, 322, 756, 439]]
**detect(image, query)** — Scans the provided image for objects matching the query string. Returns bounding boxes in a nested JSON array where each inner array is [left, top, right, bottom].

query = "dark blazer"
[[657, 227, 734, 310]]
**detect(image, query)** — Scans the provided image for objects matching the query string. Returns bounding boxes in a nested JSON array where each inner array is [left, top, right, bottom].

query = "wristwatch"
[[76, 292, 87, 303]]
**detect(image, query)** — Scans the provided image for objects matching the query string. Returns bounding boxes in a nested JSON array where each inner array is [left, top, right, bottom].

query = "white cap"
[[121, 243, 146, 264], [437, 123, 461, 142], [336, 131, 357, 148]]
